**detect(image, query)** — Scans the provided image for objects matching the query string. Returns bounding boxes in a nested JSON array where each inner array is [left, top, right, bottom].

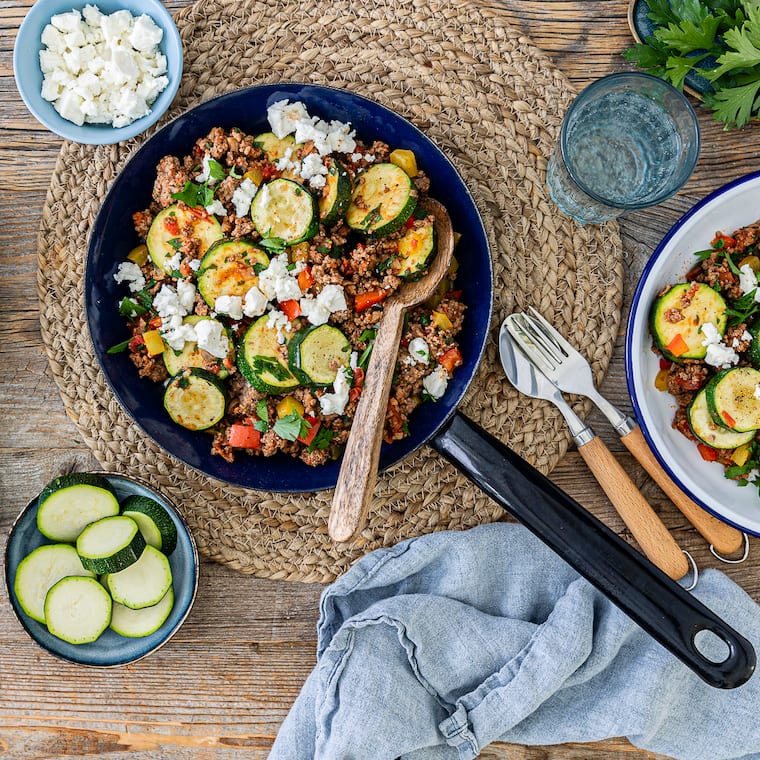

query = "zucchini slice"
[[110, 587, 174, 638], [36, 473, 120, 543], [346, 163, 418, 236], [163, 369, 227, 431], [319, 158, 352, 226], [687, 389, 756, 449], [163, 315, 234, 379], [197, 239, 270, 308], [44, 575, 112, 644], [237, 315, 300, 394], [250, 179, 319, 245], [76, 515, 146, 574], [649, 282, 727, 361], [391, 219, 436, 280], [705, 366, 760, 433], [14, 544, 96, 623], [106, 545, 173, 610], [253, 132, 299, 161], [121, 495, 178, 555], [288, 324, 352, 386], [147, 204, 223, 274]]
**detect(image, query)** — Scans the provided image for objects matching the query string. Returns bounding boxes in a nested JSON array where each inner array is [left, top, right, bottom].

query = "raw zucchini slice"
[[196, 239, 270, 307], [346, 163, 418, 236], [251, 179, 319, 245], [649, 282, 727, 361], [288, 324, 351, 386], [391, 219, 436, 280], [44, 575, 112, 644], [14, 544, 96, 623], [76, 515, 146, 574], [237, 315, 300, 394], [687, 389, 755, 449], [163, 315, 234, 379], [705, 367, 760, 433], [319, 158, 352, 226], [106, 545, 173, 610], [110, 587, 174, 638], [36, 473, 120, 543], [147, 204, 223, 274], [253, 132, 299, 161], [121, 495, 178, 555], [164, 369, 227, 431]]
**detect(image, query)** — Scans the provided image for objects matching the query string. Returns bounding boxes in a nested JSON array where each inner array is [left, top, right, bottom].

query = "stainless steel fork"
[[512, 308, 744, 557]]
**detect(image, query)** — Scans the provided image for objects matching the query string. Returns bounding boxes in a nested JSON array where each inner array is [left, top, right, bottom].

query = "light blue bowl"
[[13, 0, 182, 144], [4, 472, 199, 666]]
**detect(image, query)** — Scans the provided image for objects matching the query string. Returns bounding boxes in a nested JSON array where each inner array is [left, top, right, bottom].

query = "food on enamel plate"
[[14, 474, 177, 644], [649, 219, 760, 489], [111, 100, 465, 466]]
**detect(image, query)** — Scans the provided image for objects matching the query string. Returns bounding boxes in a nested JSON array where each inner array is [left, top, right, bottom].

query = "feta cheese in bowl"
[[13, 0, 182, 144]]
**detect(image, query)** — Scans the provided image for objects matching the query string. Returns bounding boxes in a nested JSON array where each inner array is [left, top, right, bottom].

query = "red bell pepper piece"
[[438, 347, 463, 375], [298, 267, 314, 292], [228, 423, 261, 449], [659, 358, 673, 371], [697, 443, 718, 462], [164, 216, 180, 235], [711, 233, 736, 249], [349, 367, 365, 404], [722, 411, 737, 429], [354, 289, 387, 312], [297, 415, 320, 447], [665, 334, 689, 358], [280, 299, 302, 321]]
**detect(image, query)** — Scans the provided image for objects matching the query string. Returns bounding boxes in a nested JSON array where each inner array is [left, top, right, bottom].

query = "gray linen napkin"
[[268, 522, 760, 760]]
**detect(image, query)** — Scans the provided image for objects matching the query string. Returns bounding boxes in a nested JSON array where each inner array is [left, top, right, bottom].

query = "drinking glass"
[[546, 72, 700, 225]]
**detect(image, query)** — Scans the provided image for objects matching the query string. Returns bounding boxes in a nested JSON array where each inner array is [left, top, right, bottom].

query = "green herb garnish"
[[274, 411, 310, 441]]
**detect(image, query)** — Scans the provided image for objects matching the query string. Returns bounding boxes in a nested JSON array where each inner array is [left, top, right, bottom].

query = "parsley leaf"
[[307, 427, 336, 453], [257, 237, 287, 253], [274, 412, 310, 441], [171, 181, 215, 208], [207, 158, 227, 182], [107, 338, 132, 354]]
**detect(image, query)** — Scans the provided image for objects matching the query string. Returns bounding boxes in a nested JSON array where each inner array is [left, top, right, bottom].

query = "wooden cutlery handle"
[[621, 426, 744, 556], [328, 301, 406, 543], [578, 436, 690, 580]]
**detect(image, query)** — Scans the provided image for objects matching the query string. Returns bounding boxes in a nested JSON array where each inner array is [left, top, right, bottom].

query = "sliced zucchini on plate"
[[346, 163, 418, 236], [687, 389, 755, 449], [163, 315, 234, 379], [106, 545, 173, 610], [163, 369, 227, 431], [197, 239, 270, 307], [76, 515, 146, 574], [251, 179, 318, 245], [44, 575, 112, 645], [14, 544, 96, 623], [391, 218, 436, 279], [110, 587, 175, 638], [319, 158, 352, 226], [237, 314, 300, 394], [36, 473, 120, 543], [649, 282, 727, 361], [288, 324, 351, 386], [705, 366, 760, 433], [147, 203, 223, 274], [253, 132, 300, 161], [121, 495, 178, 555]]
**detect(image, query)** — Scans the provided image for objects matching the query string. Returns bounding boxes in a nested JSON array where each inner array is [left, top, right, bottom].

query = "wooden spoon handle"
[[578, 435, 690, 580], [620, 426, 744, 556], [328, 300, 406, 542]]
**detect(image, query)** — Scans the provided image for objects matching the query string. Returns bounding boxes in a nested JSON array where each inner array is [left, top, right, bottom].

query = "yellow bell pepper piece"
[[243, 167, 264, 186], [431, 310, 453, 330], [732, 443, 752, 467], [142, 330, 165, 356], [389, 149, 418, 178], [127, 244, 149, 267], [276, 396, 304, 419], [654, 369, 669, 392]]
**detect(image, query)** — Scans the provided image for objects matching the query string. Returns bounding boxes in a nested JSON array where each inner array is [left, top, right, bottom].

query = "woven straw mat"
[[38, 0, 624, 583]]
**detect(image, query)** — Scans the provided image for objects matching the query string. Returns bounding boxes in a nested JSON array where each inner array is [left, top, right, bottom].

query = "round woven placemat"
[[38, 0, 623, 583]]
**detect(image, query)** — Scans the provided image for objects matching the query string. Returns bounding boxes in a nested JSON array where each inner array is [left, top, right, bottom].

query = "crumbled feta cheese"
[[153, 283, 190, 321], [701, 321, 740, 368], [205, 199, 227, 217], [231, 178, 258, 218], [164, 251, 181, 273], [319, 366, 352, 416], [266, 100, 356, 157], [161, 319, 196, 351], [267, 309, 292, 344], [349, 351, 358, 370], [408, 337, 430, 365], [176, 280, 196, 312], [755, 384, 760, 400], [214, 295, 244, 321], [258, 253, 303, 303], [113, 261, 145, 292], [188, 259, 201, 272], [299, 284, 347, 326], [267, 100, 311, 140], [243, 286, 268, 318], [39, 5, 169, 127], [423, 365, 449, 400], [739, 264, 760, 300], [195, 319, 230, 359]]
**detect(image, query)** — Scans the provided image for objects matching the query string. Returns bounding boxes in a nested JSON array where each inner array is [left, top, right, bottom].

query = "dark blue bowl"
[[4, 473, 198, 666], [86, 84, 492, 492]]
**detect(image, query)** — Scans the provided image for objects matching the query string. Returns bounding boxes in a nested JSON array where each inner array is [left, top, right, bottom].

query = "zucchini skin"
[[121, 495, 178, 556], [147, 204, 223, 273], [704, 366, 760, 433], [687, 389, 755, 449], [76, 515, 147, 574], [237, 315, 300, 394], [44, 576, 113, 645], [163, 369, 227, 431], [196, 239, 269, 307], [251, 179, 319, 245], [287, 324, 351, 386], [319, 158, 352, 226], [346, 163, 418, 236]]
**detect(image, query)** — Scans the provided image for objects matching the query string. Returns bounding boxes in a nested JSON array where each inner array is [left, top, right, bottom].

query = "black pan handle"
[[430, 411, 756, 689]]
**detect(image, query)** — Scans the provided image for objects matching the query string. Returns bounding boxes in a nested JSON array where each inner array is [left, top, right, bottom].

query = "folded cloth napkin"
[[269, 522, 760, 760]]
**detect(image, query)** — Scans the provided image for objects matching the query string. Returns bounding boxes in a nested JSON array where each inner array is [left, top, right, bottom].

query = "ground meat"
[[152, 156, 191, 207], [133, 210, 154, 239], [725, 323, 752, 353], [130, 350, 168, 383], [226, 373, 265, 419], [667, 362, 708, 402], [731, 221, 760, 253], [695, 253, 743, 299]]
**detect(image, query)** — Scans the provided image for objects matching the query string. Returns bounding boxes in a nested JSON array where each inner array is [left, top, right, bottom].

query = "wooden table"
[[1, 1, 758, 757]]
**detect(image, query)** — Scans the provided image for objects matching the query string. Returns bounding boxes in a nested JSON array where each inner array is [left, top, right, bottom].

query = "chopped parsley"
[[171, 180, 215, 208], [274, 411, 310, 441]]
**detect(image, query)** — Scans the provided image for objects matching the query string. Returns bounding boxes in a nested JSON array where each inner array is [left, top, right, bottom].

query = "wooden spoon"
[[328, 198, 455, 543]]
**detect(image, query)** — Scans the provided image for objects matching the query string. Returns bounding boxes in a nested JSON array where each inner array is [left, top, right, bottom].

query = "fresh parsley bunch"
[[623, 0, 760, 128]]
